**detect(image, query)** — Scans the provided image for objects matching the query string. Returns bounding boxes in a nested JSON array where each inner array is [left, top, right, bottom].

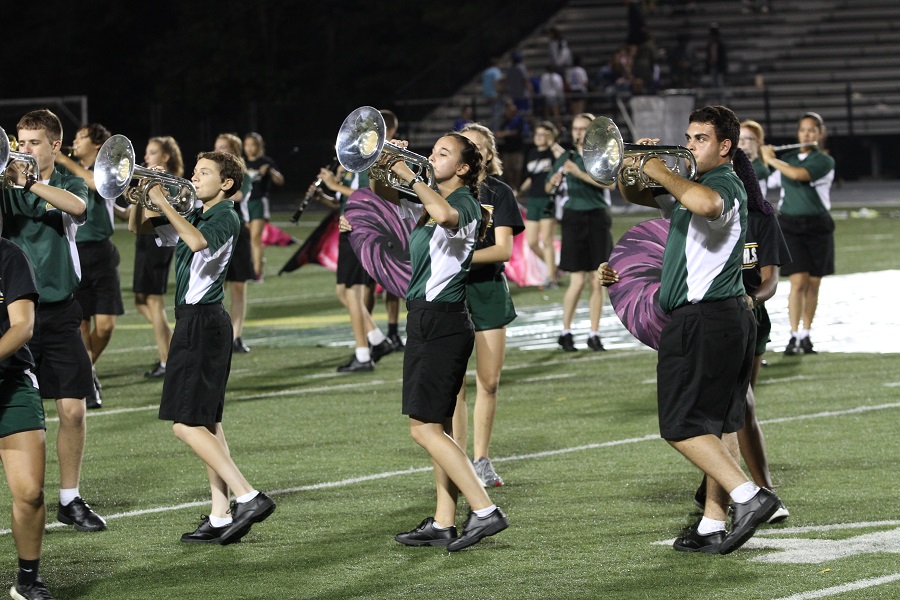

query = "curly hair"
[[689, 105, 740, 158]]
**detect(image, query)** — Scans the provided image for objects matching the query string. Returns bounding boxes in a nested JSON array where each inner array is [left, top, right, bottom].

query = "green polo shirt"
[[338, 170, 370, 215], [780, 150, 835, 216], [1, 167, 87, 303], [74, 165, 115, 242], [152, 201, 240, 306], [659, 162, 747, 313], [403, 187, 480, 303], [548, 151, 610, 211]]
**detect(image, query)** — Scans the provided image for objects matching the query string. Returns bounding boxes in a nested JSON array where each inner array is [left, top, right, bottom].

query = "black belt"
[[406, 299, 466, 313]]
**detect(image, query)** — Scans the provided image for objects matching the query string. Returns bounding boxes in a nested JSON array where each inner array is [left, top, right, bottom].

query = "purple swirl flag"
[[607, 218, 671, 350], [346, 189, 414, 298]]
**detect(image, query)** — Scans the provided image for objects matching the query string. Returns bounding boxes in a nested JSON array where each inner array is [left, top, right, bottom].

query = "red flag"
[[278, 211, 340, 274]]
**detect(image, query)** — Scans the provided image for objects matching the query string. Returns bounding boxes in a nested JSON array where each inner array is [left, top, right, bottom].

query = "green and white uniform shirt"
[[152, 201, 240, 306], [399, 187, 481, 303], [0, 167, 87, 303], [337, 170, 370, 215], [778, 150, 835, 216], [55, 162, 114, 242], [235, 173, 253, 224], [751, 156, 771, 197], [657, 162, 748, 314], [548, 151, 611, 211]]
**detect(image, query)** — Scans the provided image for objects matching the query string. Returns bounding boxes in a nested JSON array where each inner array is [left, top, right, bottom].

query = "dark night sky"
[[6, 0, 562, 202]]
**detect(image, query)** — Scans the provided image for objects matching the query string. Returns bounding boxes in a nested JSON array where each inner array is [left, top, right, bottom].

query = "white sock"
[[209, 515, 232, 528], [729, 482, 761, 504], [367, 329, 386, 346], [560, 329, 571, 336], [697, 517, 726, 535], [236, 490, 259, 504], [159, 362, 167, 368], [355, 347, 371, 362], [798, 328, 810, 340], [589, 331, 599, 338], [431, 520, 449, 530], [60, 488, 79, 506], [473, 504, 497, 518], [789, 331, 798, 339]]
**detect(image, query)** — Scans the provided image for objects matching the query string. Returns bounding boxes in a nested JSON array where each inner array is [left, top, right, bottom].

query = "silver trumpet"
[[335, 106, 434, 192], [94, 134, 196, 215], [771, 141, 819, 152], [0, 126, 41, 189], [583, 116, 697, 187]]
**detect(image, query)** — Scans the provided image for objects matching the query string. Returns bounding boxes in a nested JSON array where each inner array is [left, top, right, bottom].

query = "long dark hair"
[[733, 148, 774, 215]]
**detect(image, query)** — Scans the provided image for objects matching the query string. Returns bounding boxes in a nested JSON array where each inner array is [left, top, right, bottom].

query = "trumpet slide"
[[335, 106, 434, 193], [582, 116, 697, 188], [94, 135, 196, 215]]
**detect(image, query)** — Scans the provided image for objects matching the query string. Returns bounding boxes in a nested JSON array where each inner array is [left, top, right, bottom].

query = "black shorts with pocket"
[[777, 212, 835, 278], [75, 239, 125, 317], [226, 223, 254, 282], [336, 232, 373, 287], [558, 207, 613, 273], [133, 235, 175, 295], [31, 297, 94, 400]]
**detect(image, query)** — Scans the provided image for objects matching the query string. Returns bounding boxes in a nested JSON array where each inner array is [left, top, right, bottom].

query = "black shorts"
[[402, 299, 474, 423], [558, 208, 612, 273], [336, 232, 373, 287], [226, 223, 254, 282], [31, 297, 93, 400], [74, 239, 125, 317], [777, 212, 835, 278], [754, 304, 772, 356], [133, 235, 175, 295], [159, 303, 233, 427], [657, 297, 755, 440]]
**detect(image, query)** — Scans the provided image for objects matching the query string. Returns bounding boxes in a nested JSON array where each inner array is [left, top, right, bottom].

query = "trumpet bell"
[[95, 135, 136, 200], [583, 116, 624, 186], [336, 106, 386, 173], [0, 128, 10, 169]]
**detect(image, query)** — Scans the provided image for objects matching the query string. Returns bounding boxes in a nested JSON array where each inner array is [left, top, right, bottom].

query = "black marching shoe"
[[395, 517, 458, 547], [587, 335, 605, 351], [558, 333, 577, 352], [388, 332, 405, 352], [218, 493, 276, 545], [719, 488, 781, 555], [144, 362, 166, 378], [370, 339, 395, 363], [87, 366, 102, 409], [447, 508, 509, 552], [10, 576, 55, 600], [57, 497, 107, 532], [784, 337, 800, 356], [181, 515, 228, 543], [673, 519, 725, 554], [799, 337, 817, 355], [337, 356, 374, 373], [233, 337, 250, 353]]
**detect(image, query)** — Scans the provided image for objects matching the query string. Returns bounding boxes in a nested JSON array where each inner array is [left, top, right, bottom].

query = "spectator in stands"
[[705, 23, 728, 88], [547, 27, 573, 71], [482, 57, 504, 130], [495, 99, 530, 190], [566, 55, 590, 116], [539, 66, 566, 125], [505, 51, 533, 113], [453, 104, 475, 132]]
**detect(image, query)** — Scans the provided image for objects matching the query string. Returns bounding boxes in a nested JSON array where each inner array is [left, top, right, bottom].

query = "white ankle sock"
[[236, 490, 259, 504], [799, 328, 810, 340], [60, 488, 79, 506], [367, 329, 386, 346], [473, 505, 496, 518], [729, 482, 761, 504], [697, 517, 726, 534], [209, 515, 232, 527], [355, 347, 371, 362], [431, 520, 449, 530]]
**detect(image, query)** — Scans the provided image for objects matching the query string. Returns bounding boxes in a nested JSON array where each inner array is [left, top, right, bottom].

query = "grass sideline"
[[19, 208, 900, 599]]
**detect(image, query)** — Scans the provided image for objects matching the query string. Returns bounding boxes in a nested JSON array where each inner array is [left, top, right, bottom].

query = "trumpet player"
[[1, 109, 108, 535], [129, 151, 275, 545], [610, 105, 783, 554], [55, 123, 126, 409]]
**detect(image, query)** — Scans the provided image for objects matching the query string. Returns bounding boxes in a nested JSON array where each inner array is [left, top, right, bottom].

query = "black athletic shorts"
[[226, 223, 254, 282], [74, 239, 125, 317], [133, 235, 175, 295], [402, 299, 474, 423], [159, 303, 233, 427], [558, 207, 613, 273], [777, 212, 835, 278], [657, 296, 755, 440], [31, 297, 94, 400], [336, 232, 373, 287]]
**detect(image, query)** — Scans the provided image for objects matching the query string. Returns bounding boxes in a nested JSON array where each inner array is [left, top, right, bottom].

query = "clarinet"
[[291, 157, 339, 224], [548, 150, 575, 195]]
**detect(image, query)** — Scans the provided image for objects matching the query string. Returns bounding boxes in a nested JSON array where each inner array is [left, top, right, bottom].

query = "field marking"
[[772, 574, 900, 600], [27, 399, 900, 537]]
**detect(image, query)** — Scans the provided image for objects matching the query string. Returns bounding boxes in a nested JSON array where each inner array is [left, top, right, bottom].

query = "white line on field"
[[772, 574, 900, 600], [27, 399, 900, 537]]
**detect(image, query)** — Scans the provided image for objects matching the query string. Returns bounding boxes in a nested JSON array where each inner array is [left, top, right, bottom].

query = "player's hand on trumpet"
[[596, 262, 620, 287], [387, 139, 415, 184]]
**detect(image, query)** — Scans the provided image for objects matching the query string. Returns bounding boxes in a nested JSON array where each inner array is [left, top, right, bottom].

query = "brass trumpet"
[[335, 106, 434, 192], [583, 116, 697, 187], [0, 127, 41, 189], [94, 134, 196, 215]]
